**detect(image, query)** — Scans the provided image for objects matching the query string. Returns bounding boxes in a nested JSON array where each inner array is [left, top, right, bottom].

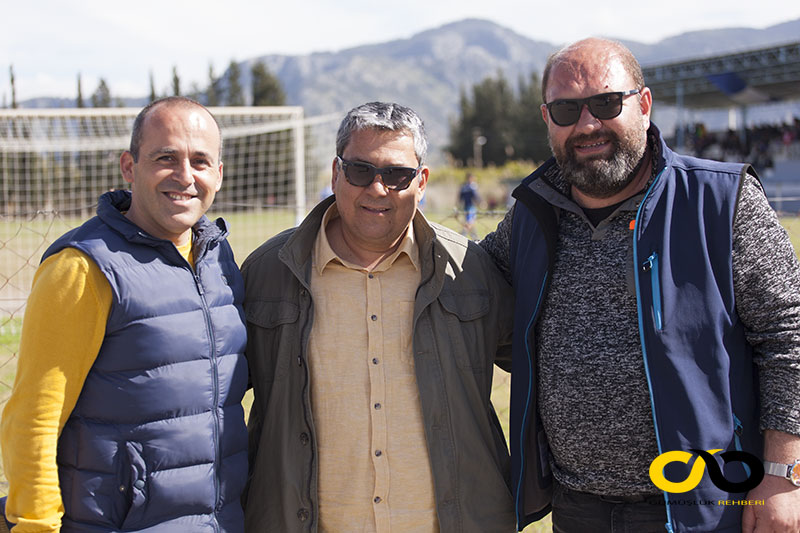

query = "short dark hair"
[[541, 38, 645, 103], [129, 96, 222, 162], [336, 101, 428, 164]]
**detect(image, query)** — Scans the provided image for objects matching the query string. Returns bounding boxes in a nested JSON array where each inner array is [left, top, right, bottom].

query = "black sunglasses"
[[336, 156, 422, 191], [545, 89, 640, 126]]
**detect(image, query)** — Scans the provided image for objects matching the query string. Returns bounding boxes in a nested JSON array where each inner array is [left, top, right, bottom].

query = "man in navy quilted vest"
[[0, 96, 249, 532], [481, 38, 800, 532]]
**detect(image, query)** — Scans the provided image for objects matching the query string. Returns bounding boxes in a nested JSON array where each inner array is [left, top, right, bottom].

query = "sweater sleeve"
[[732, 173, 800, 437], [478, 205, 514, 284], [0, 248, 111, 532]]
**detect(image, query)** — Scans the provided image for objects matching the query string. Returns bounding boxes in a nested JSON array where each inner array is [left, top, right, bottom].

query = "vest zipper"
[[642, 252, 663, 331], [515, 271, 548, 529], [195, 271, 222, 532], [633, 169, 675, 533], [732, 413, 751, 477]]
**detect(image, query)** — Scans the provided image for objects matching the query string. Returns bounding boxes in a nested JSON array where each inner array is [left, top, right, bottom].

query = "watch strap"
[[763, 460, 789, 479], [763, 459, 800, 487]]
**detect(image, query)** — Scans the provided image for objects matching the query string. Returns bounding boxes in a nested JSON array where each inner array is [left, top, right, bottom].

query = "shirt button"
[[299, 432, 309, 445], [368, 273, 374, 279], [372, 357, 379, 365], [134, 479, 145, 490], [374, 496, 382, 504], [297, 508, 310, 522], [374, 403, 381, 410], [375, 449, 382, 457], [371, 314, 378, 321]]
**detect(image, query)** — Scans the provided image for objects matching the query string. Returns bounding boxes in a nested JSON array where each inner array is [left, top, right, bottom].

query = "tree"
[[251, 61, 286, 106], [511, 72, 550, 163], [206, 63, 219, 106], [186, 82, 202, 102], [9, 65, 17, 109], [447, 70, 550, 166], [447, 72, 515, 166], [76, 73, 84, 108], [226, 60, 245, 106], [149, 71, 157, 103], [91, 78, 112, 107], [448, 88, 476, 165], [171, 66, 181, 96]]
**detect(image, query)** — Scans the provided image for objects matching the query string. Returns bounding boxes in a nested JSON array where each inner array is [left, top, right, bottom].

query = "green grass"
[[780, 215, 800, 252]]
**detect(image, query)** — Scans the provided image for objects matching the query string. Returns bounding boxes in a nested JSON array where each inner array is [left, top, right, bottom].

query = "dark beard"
[[551, 126, 647, 199]]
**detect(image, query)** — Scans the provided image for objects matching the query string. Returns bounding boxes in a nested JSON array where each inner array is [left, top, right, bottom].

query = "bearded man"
[[481, 38, 800, 533]]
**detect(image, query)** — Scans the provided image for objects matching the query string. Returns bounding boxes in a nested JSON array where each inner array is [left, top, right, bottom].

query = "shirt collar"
[[313, 203, 420, 275]]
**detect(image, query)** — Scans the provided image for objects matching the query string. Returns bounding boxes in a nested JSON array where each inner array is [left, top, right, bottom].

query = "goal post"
[[0, 105, 340, 255]]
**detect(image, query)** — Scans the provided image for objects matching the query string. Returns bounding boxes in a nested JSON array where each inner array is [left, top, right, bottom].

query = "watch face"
[[791, 461, 800, 487]]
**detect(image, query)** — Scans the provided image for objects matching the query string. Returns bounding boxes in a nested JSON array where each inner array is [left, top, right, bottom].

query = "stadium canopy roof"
[[642, 41, 800, 109]]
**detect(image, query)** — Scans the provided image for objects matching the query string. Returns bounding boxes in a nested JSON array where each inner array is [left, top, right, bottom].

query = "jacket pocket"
[[437, 289, 491, 370], [113, 441, 148, 530], [245, 299, 300, 381], [642, 252, 664, 331]]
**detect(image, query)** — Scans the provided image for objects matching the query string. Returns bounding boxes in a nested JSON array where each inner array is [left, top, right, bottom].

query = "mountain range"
[[20, 17, 800, 156]]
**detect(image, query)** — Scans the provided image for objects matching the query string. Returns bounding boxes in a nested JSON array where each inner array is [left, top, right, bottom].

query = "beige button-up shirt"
[[307, 205, 438, 533]]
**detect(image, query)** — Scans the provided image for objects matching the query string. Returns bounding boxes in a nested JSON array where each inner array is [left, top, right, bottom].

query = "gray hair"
[[129, 96, 222, 162], [335, 102, 428, 164]]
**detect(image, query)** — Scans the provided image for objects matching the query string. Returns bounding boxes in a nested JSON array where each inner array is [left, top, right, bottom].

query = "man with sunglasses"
[[481, 38, 800, 532], [241, 102, 516, 531]]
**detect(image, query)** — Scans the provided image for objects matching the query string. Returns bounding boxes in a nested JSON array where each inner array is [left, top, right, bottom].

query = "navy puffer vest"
[[43, 190, 248, 532]]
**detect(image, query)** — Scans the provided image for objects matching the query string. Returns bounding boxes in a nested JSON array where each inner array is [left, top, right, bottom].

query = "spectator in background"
[[458, 172, 480, 239], [241, 101, 515, 531], [0, 97, 248, 532], [482, 38, 800, 532]]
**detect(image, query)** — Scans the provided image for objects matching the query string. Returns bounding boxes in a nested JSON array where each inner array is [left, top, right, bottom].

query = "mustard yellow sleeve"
[[0, 248, 111, 532]]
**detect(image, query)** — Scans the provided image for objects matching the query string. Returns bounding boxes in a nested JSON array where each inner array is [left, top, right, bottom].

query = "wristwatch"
[[763, 459, 800, 487]]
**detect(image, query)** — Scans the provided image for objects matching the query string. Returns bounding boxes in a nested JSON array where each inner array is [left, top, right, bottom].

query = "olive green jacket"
[[241, 197, 515, 532]]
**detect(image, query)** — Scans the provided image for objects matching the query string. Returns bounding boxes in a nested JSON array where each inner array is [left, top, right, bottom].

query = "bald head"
[[541, 38, 645, 103], [130, 96, 222, 162]]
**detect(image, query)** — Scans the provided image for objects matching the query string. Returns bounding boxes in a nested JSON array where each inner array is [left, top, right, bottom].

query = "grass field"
[[2, 208, 799, 531]]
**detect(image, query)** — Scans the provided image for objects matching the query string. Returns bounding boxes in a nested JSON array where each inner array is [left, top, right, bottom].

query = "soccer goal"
[[0, 105, 341, 412]]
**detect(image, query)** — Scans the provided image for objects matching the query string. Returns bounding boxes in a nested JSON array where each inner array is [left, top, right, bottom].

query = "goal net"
[[0, 106, 340, 419]]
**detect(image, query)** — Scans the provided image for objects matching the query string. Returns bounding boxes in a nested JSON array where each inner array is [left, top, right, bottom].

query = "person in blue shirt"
[[458, 172, 480, 239]]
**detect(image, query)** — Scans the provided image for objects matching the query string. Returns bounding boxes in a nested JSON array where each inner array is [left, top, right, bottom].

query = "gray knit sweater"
[[480, 141, 800, 495]]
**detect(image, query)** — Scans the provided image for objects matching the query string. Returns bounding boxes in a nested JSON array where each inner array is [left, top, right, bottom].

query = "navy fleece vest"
[[509, 130, 760, 533], [43, 191, 248, 532]]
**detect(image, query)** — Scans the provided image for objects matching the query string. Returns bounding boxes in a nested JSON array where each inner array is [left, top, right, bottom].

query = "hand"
[[741, 474, 800, 532]]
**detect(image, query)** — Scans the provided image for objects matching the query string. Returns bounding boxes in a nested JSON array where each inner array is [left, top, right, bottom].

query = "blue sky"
[[3, 0, 800, 102]]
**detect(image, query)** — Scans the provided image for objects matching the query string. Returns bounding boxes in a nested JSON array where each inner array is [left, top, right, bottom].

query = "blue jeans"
[[552, 481, 669, 533]]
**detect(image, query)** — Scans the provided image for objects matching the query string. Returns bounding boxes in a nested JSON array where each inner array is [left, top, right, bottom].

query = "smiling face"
[[541, 41, 652, 199], [120, 102, 222, 246], [330, 128, 428, 262]]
